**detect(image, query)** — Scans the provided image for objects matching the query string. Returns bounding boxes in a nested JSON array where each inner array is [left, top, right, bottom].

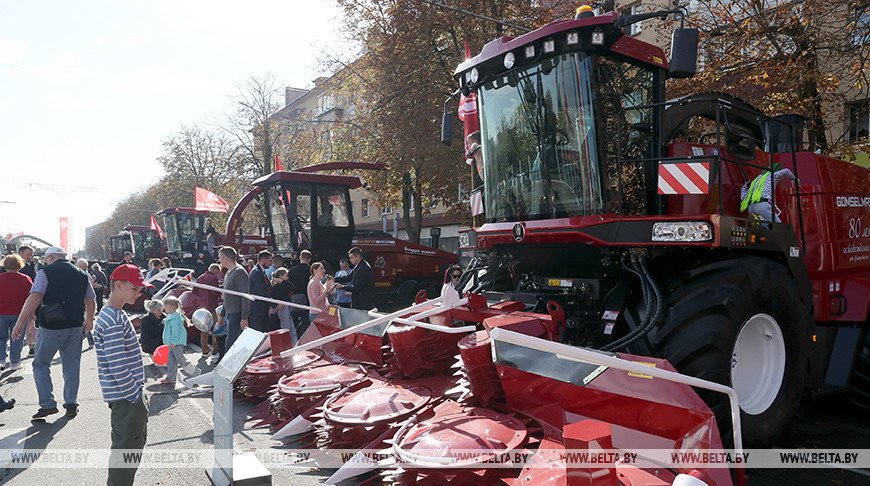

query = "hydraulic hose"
[[603, 254, 663, 352]]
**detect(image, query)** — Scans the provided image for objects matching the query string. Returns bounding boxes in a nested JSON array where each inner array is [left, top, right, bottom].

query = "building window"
[[848, 100, 870, 142], [628, 4, 642, 37], [361, 199, 369, 218], [852, 5, 870, 46], [380, 205, 394, 215]]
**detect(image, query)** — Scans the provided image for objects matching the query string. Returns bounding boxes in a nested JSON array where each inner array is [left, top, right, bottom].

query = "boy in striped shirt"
[[94, 264, 151, 486]]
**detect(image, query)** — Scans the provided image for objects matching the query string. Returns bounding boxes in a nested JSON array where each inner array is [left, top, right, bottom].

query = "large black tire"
[[645, 256, 812, 447], [849, 330, 870, 410]]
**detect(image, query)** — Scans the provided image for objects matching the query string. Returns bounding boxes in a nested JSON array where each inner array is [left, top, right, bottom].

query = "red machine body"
[[224, 164, 457, 306]]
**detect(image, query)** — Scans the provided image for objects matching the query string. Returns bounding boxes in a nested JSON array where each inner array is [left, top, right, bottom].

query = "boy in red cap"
[[94, 264, 152, 486]]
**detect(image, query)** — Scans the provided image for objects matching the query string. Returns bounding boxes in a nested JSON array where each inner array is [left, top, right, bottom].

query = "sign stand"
[[206, 328, 272, 485]]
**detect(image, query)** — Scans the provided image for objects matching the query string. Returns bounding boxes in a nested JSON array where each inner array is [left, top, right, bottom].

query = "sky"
[[0, 0, 350, 252]]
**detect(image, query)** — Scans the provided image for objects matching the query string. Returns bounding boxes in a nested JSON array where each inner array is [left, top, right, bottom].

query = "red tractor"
[[443, 7, 870, 447], [223, 163, 458, 307]]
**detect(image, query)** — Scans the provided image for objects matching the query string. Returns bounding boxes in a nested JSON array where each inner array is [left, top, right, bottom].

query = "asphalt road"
[[0, 337, 868, 485], [0, 339, 331, 486]]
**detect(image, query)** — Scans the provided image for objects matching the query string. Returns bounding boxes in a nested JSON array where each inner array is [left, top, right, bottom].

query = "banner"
[[194, 187, 229, 213], [275, 154, 283, 172], [59, 217, 70, 251], [150, 214, 164, 238]]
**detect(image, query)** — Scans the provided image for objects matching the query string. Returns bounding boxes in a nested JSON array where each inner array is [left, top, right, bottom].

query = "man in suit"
[[287, 250, 312, 335], [334, 247, 375, 310], [248, 250, 272, 332]]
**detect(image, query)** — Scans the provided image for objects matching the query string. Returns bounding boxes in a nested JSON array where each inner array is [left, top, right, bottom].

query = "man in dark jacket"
[[12, 246, 96, 419], [334, 247, 375, 310], [287, 250, 312, 334], [248, 250, 272, 332], [0, 245, 36, 279]]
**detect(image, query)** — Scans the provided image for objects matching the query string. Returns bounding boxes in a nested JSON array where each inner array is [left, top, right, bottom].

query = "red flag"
[[59, 217, 70, 251], [275, 154, 283, 172], [150, 214, 164, 238], [194, 187, 230, 212]]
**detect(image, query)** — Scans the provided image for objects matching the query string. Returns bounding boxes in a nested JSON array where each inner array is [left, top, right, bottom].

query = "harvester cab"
[[225, 164, 457, 306], [252, 170, 357, 266], [122, 225, 164, 262], [157, 207, 210, 267], [107, 232, 133, 262]]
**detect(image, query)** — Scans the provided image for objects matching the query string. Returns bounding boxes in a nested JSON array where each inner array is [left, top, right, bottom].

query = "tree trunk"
[[401, 170, 421, 244], [797, 54, 828, 152]]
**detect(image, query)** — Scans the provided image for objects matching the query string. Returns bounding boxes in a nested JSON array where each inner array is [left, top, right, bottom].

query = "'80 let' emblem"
[[512, 223, 525, 242]]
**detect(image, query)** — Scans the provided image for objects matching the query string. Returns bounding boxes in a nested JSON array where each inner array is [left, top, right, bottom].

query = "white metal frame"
[[488, 327, 744, 453]]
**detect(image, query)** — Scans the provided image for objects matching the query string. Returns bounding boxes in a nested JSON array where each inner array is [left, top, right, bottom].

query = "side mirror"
[[725, 122, 758, 161], [441, 112, 454, 146], [669, 28, 699, 78]]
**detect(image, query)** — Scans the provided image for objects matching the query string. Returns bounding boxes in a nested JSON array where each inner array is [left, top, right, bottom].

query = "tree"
[[224, 73, 288, 177], [668, 0, 870, 156], [330, 0, 574, 242], [158, 123, 254, 230]]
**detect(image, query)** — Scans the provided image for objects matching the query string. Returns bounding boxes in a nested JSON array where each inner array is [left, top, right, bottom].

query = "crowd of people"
[[0, 241, 398, 485]]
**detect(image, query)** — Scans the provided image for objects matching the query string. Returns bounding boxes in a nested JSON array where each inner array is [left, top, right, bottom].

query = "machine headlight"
[[468, 67, 479, 84], [182, 252, 193, 258], [651, 222, 712, 242], [504, 52, 515, 69]]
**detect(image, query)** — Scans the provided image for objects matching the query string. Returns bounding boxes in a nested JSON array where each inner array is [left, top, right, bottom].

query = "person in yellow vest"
[[740, 163, 797, 223]]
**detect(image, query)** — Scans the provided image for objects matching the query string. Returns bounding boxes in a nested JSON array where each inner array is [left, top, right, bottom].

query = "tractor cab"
[[252, 171, 357, 265], [123, 225, 164, 261], [157, 208, 209, 264], [108, 232, 133, 262]]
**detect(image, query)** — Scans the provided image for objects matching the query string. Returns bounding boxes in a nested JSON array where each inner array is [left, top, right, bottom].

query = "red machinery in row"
[[216, 4, 870, 485], [223, 163, 457, 307]]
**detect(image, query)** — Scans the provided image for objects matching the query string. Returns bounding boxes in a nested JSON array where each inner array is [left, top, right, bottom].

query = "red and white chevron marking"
[[470, 191, 484, 216], [657, 161, 711, 195]]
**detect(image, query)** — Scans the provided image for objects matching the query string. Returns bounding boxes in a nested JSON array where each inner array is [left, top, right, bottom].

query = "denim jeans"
[[33, 327, 83, 409], [0, 315, 24, 364], [225, 313, 242, 353]]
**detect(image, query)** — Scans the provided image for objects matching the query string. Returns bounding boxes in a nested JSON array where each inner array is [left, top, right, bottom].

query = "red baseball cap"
[[110, 264, 153, 288]]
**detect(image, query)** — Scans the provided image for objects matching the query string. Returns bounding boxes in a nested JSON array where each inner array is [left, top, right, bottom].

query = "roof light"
[[652, 222, 712, 242], [524, 45, 535, 58], [567, 32, 579, 45], [503, 52, 515, 69], [592, 30, 605, 45], [543, 40, 555, 53]]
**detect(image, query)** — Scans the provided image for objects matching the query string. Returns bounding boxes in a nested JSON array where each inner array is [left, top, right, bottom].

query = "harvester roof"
[[252, 170, 362, 189], [156, 207, 210, 216], [454, 11, 668, 85]]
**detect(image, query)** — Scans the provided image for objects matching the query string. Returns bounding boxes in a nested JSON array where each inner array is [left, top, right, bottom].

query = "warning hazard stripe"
[[658, 162, 711, 195], [470, 191, 484, 216]]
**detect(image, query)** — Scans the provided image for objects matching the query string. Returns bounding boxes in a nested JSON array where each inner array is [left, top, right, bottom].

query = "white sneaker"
[[8, 363, 22, 371]]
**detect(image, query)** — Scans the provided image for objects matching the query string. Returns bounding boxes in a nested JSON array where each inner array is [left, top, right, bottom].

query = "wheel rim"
[[731, 313, 786, 415]]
